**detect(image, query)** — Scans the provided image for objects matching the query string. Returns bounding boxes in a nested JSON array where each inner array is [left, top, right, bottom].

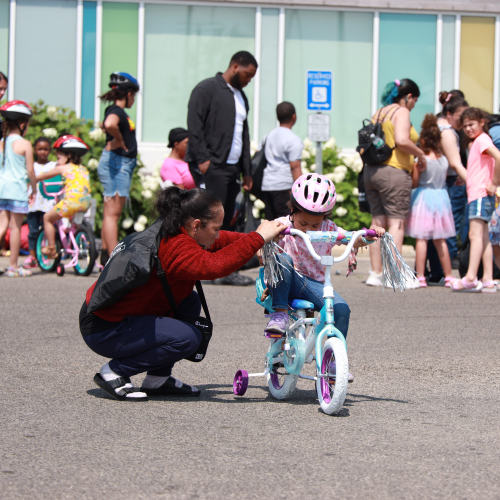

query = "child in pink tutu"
[[407, 114, 455, 287]]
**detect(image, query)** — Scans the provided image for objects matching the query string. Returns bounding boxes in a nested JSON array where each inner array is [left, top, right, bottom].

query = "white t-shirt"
[[28, 161, 58, 213], [262, 127, 303, 191], [227, 83, 247, 164]]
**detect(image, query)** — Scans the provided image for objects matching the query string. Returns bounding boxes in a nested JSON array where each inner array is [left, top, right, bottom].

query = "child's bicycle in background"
[[233, 227, 376, 415], [35, 178, 97, 277]]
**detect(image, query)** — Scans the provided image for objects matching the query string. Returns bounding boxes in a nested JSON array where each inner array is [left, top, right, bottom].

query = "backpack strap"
[[155, 256, 211, 321]]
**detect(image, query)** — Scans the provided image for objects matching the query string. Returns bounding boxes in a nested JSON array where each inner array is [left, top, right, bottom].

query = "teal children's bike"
[[233, 227, 377, 415]]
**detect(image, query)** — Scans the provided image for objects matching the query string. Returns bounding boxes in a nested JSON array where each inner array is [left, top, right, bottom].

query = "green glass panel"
[[284, 10, 373, 148], [259, 8, 279, 142], [15, 0, 77, 108], [143, 4, 255, 144], [100, 2, 138, 123], [0, 0, 8, 82], [379, 13, 437, 134], [441, 16, 455, 94]]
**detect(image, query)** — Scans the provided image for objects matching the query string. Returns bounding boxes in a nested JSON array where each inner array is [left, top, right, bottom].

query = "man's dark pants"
[[191, 162, 241, 231], [261, 190, 291, 221]]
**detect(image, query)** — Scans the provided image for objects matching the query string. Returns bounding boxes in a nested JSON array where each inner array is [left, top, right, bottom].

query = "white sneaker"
[[366, 271, 384, 287], [403, 270, 420, 289]]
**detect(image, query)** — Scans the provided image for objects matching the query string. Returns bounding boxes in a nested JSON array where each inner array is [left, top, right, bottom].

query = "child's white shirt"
[[276, 215, 346, 282], [28, 161, 57, 213]]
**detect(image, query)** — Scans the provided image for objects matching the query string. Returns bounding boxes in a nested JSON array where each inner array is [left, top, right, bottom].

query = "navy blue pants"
[[269, 252, 351, 339], [80, 292, 202, 378], [27, 211, 44, 250]]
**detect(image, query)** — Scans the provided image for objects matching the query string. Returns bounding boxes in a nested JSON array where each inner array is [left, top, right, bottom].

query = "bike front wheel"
[[316, 337, 348, 415], [266, 340, 298, 400], [74, 224, 97, 276]]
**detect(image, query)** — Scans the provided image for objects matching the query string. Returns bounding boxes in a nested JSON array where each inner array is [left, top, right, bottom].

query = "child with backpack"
[[406, 114, 456, 287], [452, 108, 500, 292], [0, 101, 37, 277]]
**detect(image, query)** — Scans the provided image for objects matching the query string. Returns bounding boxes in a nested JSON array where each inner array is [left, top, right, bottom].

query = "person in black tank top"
[[97, 72, 140, 265]]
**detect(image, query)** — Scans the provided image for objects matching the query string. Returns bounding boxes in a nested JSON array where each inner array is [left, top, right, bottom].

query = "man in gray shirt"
[[261, 102, 303, 220]]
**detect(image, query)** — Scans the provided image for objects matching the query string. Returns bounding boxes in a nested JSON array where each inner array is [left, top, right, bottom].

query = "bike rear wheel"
[[74, 224, 97, 276], [36, 230, 61, 272], [316, 337, 348, 415], [266, 340, 298, 400]]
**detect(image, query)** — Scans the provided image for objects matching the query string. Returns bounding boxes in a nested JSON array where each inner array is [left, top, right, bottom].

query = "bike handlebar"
[[281, 227, 377, 263]]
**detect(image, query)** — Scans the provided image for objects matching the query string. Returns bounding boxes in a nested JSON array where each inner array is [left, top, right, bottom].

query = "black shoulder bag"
[[156, 258, 213, 363], [249, 140, 267, 201]]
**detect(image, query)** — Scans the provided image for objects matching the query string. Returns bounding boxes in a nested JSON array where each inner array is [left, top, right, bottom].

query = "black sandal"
[[93, 373, 149, 401], [141, 377, 201, 397]]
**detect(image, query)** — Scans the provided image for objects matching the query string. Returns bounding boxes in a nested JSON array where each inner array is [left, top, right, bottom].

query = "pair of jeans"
[[80, 292, 202, 378], [269, 253, 351, 339], [97, 150, 137, 199], [27, 211, 44, 250]]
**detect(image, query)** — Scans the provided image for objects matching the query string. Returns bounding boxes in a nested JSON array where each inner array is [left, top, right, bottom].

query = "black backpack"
[[356, 108, 394, 165], [87, 219, 163, 313]]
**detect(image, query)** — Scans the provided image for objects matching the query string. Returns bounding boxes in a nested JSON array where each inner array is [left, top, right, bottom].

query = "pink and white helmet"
[[291, 173, 337, 215]]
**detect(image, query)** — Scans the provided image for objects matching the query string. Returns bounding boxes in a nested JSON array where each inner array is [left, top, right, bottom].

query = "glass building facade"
[[1, 0, 500, 165]]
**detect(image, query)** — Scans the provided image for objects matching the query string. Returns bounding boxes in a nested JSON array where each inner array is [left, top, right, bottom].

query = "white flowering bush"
[[302, 136, 371, 229], [89, 128, 106, 142], [87, 158, 99, 170], [46, 106, 59, 121], [42, 127, 58, 138]]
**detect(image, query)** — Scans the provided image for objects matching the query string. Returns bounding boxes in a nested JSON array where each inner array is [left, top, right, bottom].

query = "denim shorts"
[[0, 198, 29, 214], [468, 195, 496, 222], [97, 150, 137, 199]]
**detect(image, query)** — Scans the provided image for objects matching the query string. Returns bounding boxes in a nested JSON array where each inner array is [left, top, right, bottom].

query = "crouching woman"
[[79, 187, 285, 401]]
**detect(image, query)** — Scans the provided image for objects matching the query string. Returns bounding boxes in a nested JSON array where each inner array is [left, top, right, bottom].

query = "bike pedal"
[[264, 331, 284, 339]]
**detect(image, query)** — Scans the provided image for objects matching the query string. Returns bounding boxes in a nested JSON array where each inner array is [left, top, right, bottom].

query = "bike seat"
[[288, 299, 314, 310]]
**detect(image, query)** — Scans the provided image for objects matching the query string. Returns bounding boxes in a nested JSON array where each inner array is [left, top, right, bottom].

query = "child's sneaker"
[[328, 361, 354, 383], [264, 312, 288, 337], [21, 256, 38, 268], [4, 266, 32, 278]]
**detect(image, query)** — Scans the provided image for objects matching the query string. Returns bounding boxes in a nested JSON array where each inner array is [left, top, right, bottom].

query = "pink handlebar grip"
[[281, 227, 291, 235], [364, 229, 378, 238]]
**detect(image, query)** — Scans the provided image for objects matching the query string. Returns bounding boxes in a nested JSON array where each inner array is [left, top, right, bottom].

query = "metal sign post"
[[307, 113, 330, 175], [307, 71, 332, 175]]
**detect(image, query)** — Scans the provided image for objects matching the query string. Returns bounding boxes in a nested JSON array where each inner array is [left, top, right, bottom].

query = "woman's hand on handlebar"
[[256, 220, 287, 243]]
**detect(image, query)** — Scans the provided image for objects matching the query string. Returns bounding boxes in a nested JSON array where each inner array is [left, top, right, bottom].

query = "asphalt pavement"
[[1, 255, 499, 499]]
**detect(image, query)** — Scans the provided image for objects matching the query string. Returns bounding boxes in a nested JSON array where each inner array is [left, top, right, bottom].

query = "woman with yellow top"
[[364, 78, 427, 287]]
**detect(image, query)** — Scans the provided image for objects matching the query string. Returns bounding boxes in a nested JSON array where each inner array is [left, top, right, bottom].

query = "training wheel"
[[56, 264, 65, 276], [233, 369, 249, 396]]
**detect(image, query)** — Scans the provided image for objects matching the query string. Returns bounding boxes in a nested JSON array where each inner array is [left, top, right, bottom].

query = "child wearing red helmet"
[[0, 100, 37, 277], [36, 135, 91, 258]]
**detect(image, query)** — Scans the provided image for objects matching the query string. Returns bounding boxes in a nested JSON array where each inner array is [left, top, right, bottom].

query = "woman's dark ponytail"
[[439, 91, 469, 116], [381, 78, 420, 106], [156, 187, 222, 238]]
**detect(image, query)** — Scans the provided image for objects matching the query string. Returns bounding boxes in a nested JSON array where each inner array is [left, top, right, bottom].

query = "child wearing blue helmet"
[[98, 72, 140, 265]]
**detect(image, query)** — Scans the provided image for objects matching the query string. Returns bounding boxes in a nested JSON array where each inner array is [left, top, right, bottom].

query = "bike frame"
[[40, 180, 86, 270]]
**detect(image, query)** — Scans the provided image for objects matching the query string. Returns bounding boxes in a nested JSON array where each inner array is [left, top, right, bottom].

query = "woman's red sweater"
[[85, 228, 264, 322]]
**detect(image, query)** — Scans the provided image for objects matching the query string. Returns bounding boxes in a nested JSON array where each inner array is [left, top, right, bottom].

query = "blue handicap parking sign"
[[307, 71, 332, 111]]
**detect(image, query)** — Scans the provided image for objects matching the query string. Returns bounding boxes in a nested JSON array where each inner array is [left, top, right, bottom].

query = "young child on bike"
[[263, 173, 385, 380], [36, 135, 91, 258], [22, 137, 57, 268], [406, 114, 456, 287], [0, 101, 37, 277], [452, 108, 500, 292]]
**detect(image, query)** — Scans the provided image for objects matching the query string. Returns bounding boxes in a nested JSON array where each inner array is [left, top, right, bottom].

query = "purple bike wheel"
[[233, 369, 249, 396]]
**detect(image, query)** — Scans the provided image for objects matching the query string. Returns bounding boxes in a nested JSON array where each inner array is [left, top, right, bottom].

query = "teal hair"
[[381, 82, 400, 106]]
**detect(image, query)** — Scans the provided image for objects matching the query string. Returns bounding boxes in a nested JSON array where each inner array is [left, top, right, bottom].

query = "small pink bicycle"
[[35, 178, 97, 276]]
